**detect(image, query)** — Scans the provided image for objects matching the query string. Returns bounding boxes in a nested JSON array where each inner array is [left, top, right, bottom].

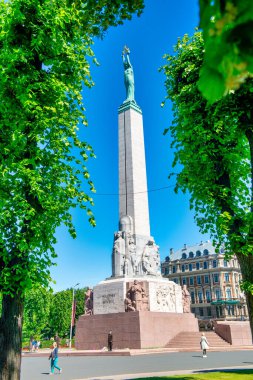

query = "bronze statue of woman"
[[122, 46, 135, 102]]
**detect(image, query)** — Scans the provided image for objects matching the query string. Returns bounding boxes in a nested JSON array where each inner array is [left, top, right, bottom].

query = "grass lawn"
[[133, 369, 253, 380]]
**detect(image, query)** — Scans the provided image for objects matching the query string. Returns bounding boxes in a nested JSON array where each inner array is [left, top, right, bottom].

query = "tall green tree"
[[198, 0, 253, 102], [49, 290, 72, 338], [48, 287, 86, 338], [22, 286, 52, 342], [161, 31, 253, 340], [0, 0, 144, 378]]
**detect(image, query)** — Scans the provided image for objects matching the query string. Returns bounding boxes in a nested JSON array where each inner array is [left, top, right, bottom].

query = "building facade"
[[161, 241, 248, 320]]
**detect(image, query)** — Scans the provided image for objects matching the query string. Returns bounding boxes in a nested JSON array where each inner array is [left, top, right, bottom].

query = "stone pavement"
[[22, 344, 253, 358], [21, 350, 253, 380]]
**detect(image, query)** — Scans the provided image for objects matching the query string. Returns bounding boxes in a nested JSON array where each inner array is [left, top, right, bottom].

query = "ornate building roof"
[[167, 240, 224, 262]]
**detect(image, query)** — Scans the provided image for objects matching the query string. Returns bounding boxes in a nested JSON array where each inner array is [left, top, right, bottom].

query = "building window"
[[226, 288, 231, 299], [189, 277, 194, 285], [164, 268, 169, 275], [172, 266, 176, 273], [223, 259, 228, 267], [213, 273, 219, 283], [207, 307, 212, 316], [182, 277, 186, 285], [182, 253, 187, 259], [227, 305, 234, 316], [203, 261, 208, 269], [189, 263, 193, 271], [206, 290, 211, 302], [213, 260, 217, 268], [173, 278, 178, 284], [199, 308, 204, 316], [215, 288, 221, 299], [204, 275, 209, 284], [196, 250, 201, 257], [191, 292, 195, 303], [204, 249, 209, 256], [197, 276, 201, 285], [181, 264, 185, 272], [189, 251, 194, 258], [196, 262, 200, 270], [198, 291, 203, 303], [224, 272, 229, 282]]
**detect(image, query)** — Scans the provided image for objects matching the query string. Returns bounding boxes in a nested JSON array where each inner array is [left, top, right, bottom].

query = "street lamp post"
[[69, 283, 80, 349]]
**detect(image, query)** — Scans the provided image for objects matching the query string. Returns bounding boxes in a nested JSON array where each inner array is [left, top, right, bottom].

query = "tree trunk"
[[236, 253, 253, 343], [0, 294, 24, 380]]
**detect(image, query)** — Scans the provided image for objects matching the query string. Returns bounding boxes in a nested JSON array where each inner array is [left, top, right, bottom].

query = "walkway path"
[[21, 349, 253, 380]]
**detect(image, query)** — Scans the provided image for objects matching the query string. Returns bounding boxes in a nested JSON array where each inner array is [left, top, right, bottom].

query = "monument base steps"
[[166, 331, 230, 350], [75, 311, 198, 350]]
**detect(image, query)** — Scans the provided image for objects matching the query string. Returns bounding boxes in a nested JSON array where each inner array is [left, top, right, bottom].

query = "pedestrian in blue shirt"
[[49, 341, 62, 375]]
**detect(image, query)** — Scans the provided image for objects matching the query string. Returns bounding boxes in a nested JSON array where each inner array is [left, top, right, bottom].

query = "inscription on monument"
[[102, 294, 116, 305]]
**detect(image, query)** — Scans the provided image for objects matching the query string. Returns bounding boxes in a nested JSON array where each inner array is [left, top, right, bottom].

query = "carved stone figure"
[[141, 240, 161, 276], [182, 284, 191, 313], [122, 46, 135, 102], [124, 296, 136, 312], [113, 231, 125, 276], [85, 288, 93, 315], [125, 280, 149, 311], [128, 235, 139, 275]]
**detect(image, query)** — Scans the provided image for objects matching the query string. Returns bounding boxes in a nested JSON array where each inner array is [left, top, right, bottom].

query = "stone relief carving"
[[85, 288, 93, 315], [155, 283, 176, 312], [125, 280, 149, 311], [112, 215, 161, 278], [182, 284, 191, 313], [141, 240, 161, 276]]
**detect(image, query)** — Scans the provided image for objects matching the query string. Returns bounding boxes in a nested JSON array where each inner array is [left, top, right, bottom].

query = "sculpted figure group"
[[113, 231, 161, 277], [125, 280, 149, 312]]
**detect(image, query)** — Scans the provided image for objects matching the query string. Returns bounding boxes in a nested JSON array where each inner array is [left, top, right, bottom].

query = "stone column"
[[118, 101, 150, 237]]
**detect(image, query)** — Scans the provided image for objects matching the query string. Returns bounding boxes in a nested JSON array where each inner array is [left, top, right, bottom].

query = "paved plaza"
[[21, 350, 253, 380]]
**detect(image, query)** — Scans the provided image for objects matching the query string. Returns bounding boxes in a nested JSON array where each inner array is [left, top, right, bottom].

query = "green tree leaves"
[[162, 29, 253, 338], [0, 0, 144, 297], [22, 286, 87, 339], [198, 0, 253, 102]]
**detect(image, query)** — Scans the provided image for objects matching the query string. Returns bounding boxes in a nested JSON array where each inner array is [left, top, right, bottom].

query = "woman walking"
[[200, 332, 209, 358], [49, 341, 62, 375]]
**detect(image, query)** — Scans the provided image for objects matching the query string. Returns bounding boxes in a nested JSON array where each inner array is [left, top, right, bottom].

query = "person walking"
[[200, 332, 209, 357], [108, 330, 113, 351], [48, 341, 62, 375]]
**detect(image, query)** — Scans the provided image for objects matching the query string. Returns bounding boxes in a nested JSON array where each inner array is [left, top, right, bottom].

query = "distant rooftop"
[[168, 241, 224, 262]]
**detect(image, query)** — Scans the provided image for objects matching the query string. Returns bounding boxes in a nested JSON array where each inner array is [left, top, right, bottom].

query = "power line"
[[90, 185, 175, 196]]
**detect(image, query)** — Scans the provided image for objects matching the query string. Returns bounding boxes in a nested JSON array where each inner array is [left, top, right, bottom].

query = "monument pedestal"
[[76, 277, 198, 350], [75, 311, 198, 350], [93, 277, 183, 314]]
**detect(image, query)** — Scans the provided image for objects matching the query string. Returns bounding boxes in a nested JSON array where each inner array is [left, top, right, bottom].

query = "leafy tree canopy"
[[0, 0, 144, 298], [22, 286, 52, 340], [198, 0, 253, 102], [161, 30, 253, 335]]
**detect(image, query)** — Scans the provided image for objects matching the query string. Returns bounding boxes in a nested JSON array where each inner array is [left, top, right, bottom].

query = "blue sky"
[[51, 0, 210, 291]]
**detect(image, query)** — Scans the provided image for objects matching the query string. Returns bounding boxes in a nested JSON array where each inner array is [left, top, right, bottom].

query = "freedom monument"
[[75, 48, 198, 349]]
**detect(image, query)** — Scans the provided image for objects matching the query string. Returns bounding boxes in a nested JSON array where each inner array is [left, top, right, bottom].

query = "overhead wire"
[[89, 185, 175, 196]]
